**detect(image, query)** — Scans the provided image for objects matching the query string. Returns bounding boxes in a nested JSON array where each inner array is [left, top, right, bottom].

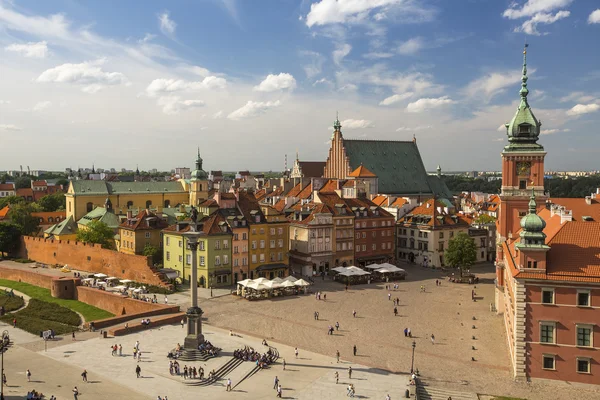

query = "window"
[[362, 232, 366, 239], [270, 228, 275, 235], [450, 231, 454, 238], [356, 233, 360, 239], [215, 240, 221, 250], [48, 217, 54, 223], [146, 200, 152, 208], [270, 253, 275, 262], [145, 232, 151, 239], [200, 256, 205, 266], [362, 222, 366, 228], [86, 202, 93, 212], [381, 231, 385, 237], [251, 241, 257, 249], [215, 256, 221, 266], [519, 180, 527, 190], [577, 358, 591, 374], [410, 230, 415, 237], [164, 199, 170, 208], [259, 254, 265, 262], [577, 291, 590, 307], [178, 255, 182, 262], [542, 355, 555, 370], [372, 232, 376, 238], [577, 325, 593, 347], [260, 228, 265, 234], [223, 255, 229, 265], [166, 251, 170, 261], [356, 246, 360, 253], [439, 232, 444, 239], [234, 234, 238, 241], [527, 260, 538, 269], [186, 255, 191, 265], [166, 237, 170, 246], [278, 228, 283, 235], [362, 245, 366, 251], [199, 241, 205, 251], [372, 244, 376, 250], [439, 242, 444, 252], [252, 229, 256, 235], [242, 233, 247, 240], [540, 322, 555, 344], [223, 240, 229, 249], [178, 240, 182, 248], [277, 252, 283, 261], [260, 240, 265, 248], [252, 254, 257, 263], [541, 289, 554, 304], [355, 222, 360, 229], [126, 201, 133, 208], [242, 257, 247, 266], [270, 240, 276, 248], [233, 258, 239, 267]]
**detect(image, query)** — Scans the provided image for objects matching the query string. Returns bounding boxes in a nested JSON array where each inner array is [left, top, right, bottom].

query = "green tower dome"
[[191, 148, 208, 180], [518, 188, 548, 247]]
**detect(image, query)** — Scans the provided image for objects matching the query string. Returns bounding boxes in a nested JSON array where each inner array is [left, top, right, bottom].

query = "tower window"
[[518, 124, 531, 134], [519, 180, 526, 190]]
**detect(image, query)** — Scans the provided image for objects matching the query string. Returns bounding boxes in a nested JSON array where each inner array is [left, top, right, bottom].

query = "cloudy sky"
[[1, 0, 599, 172]]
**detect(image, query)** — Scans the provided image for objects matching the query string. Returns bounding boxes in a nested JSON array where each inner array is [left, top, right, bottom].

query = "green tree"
[[0, 223, 21, 256], [76, 220, 114, 249], [0, 195, 24, 210], [14, 177, 32, 189], [55, 178, 70, 188], [7, 204, 40, 236], [474, 214, 496, 224], [445, 232, 477, 277], [142, 243, 162, 265], [37, 193, 66, 212]]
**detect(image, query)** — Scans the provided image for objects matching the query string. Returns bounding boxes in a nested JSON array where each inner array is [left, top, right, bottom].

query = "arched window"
[[127, 201, 133, 208], [146, 200, 152, 209], [164, 199, 171, 208], [48, 217, 54, 223], [39, 218, 44, 223], [86, 202, 93, 212]]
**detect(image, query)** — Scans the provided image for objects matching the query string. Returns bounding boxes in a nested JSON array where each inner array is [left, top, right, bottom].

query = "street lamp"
[[410, 341, 416, 374], [1, 330, 10, 400]]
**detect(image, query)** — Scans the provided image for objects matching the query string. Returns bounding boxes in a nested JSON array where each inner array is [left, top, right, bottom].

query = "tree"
[[474, 214, 496, 224], [7, 204, 39, 236], [445, 232, 477, 277], [37, 193, 66, 212], [142, 243, 162, 265], [0, 195, 24, 210], [55, 178, 70, 188], [14, 177, 32, 189], [76, 220, 115, 249], [0, 223, 21, 256]]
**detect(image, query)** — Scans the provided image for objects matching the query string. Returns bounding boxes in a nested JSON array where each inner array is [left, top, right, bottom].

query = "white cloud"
[[0, 5, 70, 38], [213, 110, 225, 119], [333, 43, 352, 65], [145, 77, 227, 97], [156, 96, 205, 115], [463, 70, 523, 101], [559, 91, 596, 103], [36, 59, 129, 92], [374, 12, 387, 21], [33, 101, 52, 111], [336, 66, 443, 97], [363, 52, 394, 59], [340, 119, 374, 129], [497, 124, 507, 132], [81, 84, 105, 94], [566, 103, 600, 116], [379, 92, 413, 106], [396, 125, 432, 131], [589, 9, 600, 24], [138, 33, 157, 43], [5, 41, 48, 58], [254, 73, 297, 92], [158, 12, 177, 36], [227, 100, 281, 120], [0, 124, 21, 131], [0, 100, 11, 105], [397, 37, 424, 55], [301, 50, 325, 78], [338, 83, 358, 92], [406, 96, 454, 113], [503, 0, 572, 35]]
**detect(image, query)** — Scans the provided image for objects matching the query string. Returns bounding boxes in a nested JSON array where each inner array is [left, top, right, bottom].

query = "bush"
[[0, 299, 81, 336], [0, 292, 25, 312], [0, 313, 77, 335], [12, 258, 35, 263]]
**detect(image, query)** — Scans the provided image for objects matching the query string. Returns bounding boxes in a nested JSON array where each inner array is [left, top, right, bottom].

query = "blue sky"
[[1, 0, 599, 172]]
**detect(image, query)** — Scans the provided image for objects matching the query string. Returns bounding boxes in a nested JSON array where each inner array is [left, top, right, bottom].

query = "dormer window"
[[518, 124, 531, 134]]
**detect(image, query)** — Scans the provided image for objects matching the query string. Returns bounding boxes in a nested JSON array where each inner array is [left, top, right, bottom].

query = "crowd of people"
[[234, 346, 276, 369], [168, 360, 214, 380]]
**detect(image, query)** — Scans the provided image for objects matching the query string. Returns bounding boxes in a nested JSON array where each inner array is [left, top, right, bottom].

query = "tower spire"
[[520, 43, 529, 102], [333, 112, 341, 131]]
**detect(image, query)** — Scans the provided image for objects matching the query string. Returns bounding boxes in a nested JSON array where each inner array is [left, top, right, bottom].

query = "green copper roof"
[[344, 139, 449, 196], [191, 147, 208, 180], [70, 180, 186, 195], [45, 215, 77, 236], [504, 46, 543, 152], [517, 189, 549, 249], [78, 207, 121, 229]]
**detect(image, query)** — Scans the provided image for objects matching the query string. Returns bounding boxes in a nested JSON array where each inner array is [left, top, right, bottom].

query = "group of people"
[[198, 340, 220, 356], [26, 389, 44, 399], [168, 360, 210, 380], [110, 343, 123, 356], [234, 346, 276, 369], [140, 318, 152, 327]]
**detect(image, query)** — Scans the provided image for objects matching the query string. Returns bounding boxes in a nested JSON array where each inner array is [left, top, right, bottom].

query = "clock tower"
[[497, 46, 546, 264]]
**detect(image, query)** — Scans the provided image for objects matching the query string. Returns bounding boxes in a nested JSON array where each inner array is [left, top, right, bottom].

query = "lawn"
[[0, 291, 25, 312], [0, 279, 113, 321], [0, 299, 82, 335]]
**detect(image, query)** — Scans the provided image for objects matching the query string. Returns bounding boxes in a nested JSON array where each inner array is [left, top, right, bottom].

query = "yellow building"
[[66, 180, 189, 220], [162, 212, 233, 287], [237, 192, 289, 279], [119, 209, 169, 256], [43, 216, 78, 241]]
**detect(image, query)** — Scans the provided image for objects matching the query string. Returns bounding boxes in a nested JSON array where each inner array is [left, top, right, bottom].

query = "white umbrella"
[[253, 277, 269, 284], [263, 281, 282, 289], [294, 278, 311, 287], [106, 277, 118, 280], [337, 270, 355, 277], [271, 277, 284, 283], [364, 263, 382, 270], [112, 285, 127, 290], [81, 278, 94, 282], [119, 279, 133, 284], [331, 266, 347, 272], [346, 266, 365, 273], [247, 282, 269, 291], [283, 276, 298, 282], [96, 281, 107, 286], [94, 273, 108, 278], [237, 279, 252, 287], [281, 280, 296, 288], [133, 288, 142, 293], [375, 268, 392, 274]]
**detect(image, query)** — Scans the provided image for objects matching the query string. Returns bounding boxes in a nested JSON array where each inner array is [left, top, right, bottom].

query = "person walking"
[[226, 378, 232, 391], [352, 310, 356, 318], [81, 369, 88, 382], [408, 328, 412, 338], [73, 386, 79, 400], [336, 350, 340, 363], [386, 394, 391, 400], [136, 365, 141, 378], [119, 344, 123, 356], [164, 296, 168, 304], [335, 321, 340, 331], [137, 350, 142, 362], [12, 318, 16, 328], [388, 293, 391, 301], [431, 334, 435, 345], [274, 375, 279, 389], [353, 345, 357, 356], [282, 359, 286, 370], [335, 371, 339, 384], [26, 369, 31, 382], [181, 319, 185, 328], [348, 366, 352, 379], [72, 331, 76, 341], [295, 348, 298, 358], [323, 293, 327, 301], [394, 307, 398, 317], [404, 328, 408, 337], [277, 384, 282, 398]]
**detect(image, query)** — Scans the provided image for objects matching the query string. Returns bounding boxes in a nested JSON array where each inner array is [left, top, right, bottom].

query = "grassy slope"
[[0, 279, 113, 321]]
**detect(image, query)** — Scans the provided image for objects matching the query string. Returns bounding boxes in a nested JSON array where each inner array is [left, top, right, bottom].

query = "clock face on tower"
[[517, 161, 531, 177]]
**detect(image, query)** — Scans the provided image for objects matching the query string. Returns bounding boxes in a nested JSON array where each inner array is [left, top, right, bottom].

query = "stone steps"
[[416, 383, 478, 400]]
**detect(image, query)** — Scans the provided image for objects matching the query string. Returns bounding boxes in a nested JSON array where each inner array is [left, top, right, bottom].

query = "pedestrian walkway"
[[417, 379, 478, 400]]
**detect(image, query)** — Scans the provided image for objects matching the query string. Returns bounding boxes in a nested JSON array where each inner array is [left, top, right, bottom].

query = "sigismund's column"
[[182, 225, 204, 351]]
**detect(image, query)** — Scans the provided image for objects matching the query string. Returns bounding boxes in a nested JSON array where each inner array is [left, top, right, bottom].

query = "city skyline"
[[1, 1, 600, 171]]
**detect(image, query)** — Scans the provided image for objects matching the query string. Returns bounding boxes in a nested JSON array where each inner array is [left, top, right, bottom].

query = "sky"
[[1, 0, 600, 173]]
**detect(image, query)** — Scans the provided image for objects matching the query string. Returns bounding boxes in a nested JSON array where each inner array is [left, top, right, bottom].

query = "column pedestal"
[[183, 306, 204, 350]]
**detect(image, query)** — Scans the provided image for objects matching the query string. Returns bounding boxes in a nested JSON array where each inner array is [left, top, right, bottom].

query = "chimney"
[[127, 210, 133, 220], [214, 191, 221, 205], [585, 196, 592, 205]]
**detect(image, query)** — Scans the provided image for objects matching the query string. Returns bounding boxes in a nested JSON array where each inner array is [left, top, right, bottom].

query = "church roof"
[[343, 139, 441, 196], [70, 180, 186, 195], [348, 165, 376, 178], [297, 161, 326, 178], [78, 207, 121, 229], [44, 215, 77, 236]]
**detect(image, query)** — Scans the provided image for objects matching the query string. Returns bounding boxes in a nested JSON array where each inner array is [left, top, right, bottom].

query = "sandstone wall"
[[0, 266, 54, 289], [18, 237, 165, 286]]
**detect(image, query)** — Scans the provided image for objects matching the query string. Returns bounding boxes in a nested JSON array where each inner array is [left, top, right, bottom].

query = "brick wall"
[[75, 286, 179, 316], [18, 237, 165, 286], [0, 266, 54, 289]]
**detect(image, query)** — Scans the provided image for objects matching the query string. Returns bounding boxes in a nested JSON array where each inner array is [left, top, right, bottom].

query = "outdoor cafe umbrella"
[[246, 281, 269, 291], [331, 266, 347, 273], [237, 279, 252, 287], [119, 279, 133, 284], [106, 277, 118, 281], [94, 273, 108, 278], [364, 263, 383, 270], [294, 278, 311, 287], [271, 277, 284, 284], [253, 277, 269, 284], [263, 280, 282, 289], [280, 280, 296, 288], [375, 268, 393, 274], [283, 276, 298, 282]]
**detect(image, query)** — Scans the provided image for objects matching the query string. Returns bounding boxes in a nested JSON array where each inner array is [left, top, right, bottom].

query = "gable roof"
[[119, 209, 169, 231], [45, 215, 77, 236], [398, 198, 469, 227], [70, 180, 186, 195], [348, 165, 376, 178], [0, 183, 15, 191], [78, 207, 121, 229], [343, 139, 446, 196], [549, 197, 600, 222], [163, 212, 232, 236], [298, 161, 326, 178]]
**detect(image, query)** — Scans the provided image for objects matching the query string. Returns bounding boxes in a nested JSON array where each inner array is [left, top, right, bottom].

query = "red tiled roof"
[[199, 199, 218, 207], [317, 192, 353, 216], [31, 211, 66, 224], [549, 197, 600, 221], [163, 212, 231, 235], [348, 165, 376, 178], [0, 206, 10, 220], [319, 179, 339, 193], [398, 199, 466, 227], [371, 195, 387, 206], [255, 189, 267, 201], [120, 209, 169, 231], [0, 183, 15, 191], [32, 180, 47, 187], [297, 183, 313, 200], [274, 198, 286, 212]]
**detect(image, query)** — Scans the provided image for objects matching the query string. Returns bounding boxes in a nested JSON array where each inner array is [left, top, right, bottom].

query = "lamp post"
[[182, 227, 205, 354], [1, 330, 10, 400], [410, 341, 416, 374]]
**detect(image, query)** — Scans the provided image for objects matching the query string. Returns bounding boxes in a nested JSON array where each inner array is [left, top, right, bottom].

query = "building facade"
[[118, 209, 168, 256]]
